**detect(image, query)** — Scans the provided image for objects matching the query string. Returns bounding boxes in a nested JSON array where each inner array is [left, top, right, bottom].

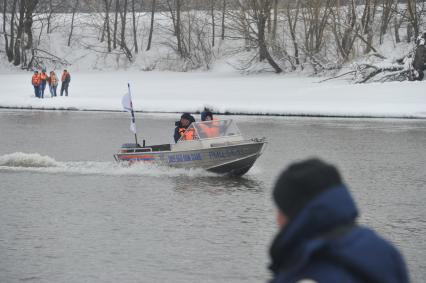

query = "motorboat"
[[114, 119, 266, 176]]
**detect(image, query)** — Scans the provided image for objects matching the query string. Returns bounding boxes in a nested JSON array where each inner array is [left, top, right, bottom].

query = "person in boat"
[[201, 110, 213, 122], [199, 111, 220, 138], [269, 158, 409, 283], [174, 113, 195, 143], [200, 107, 211, 122]]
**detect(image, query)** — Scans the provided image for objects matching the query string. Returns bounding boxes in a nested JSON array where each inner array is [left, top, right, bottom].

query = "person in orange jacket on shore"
[[39, 69, 48, 98], [48, 71, 58, 97], [60, 69, 71, 96], [31, 71, 41, 98]]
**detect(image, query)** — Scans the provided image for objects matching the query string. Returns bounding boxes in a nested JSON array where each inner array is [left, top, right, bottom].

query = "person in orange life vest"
[[48, 71, 58, 97], [31, 71, 41, 98], [60, 69, 71, 96], [199, 111, 219, 138], [39, 69, 48, 98], [173, 113, 195, 143], [200, 107, 211, 121], [183, 127, 196, 140]]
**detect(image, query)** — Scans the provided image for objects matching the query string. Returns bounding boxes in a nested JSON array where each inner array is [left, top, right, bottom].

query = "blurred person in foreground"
[[269, 158, 409, 283]]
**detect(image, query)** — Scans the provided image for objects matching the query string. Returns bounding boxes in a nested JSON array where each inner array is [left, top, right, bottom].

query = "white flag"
[[122, 92, 133, 112], [121, 91, 137, 134]]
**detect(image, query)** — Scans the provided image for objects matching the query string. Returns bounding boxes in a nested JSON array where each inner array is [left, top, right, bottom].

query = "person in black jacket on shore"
[[412, 33, 426, 81], [60, 69, 71, 96], [269, 158, 409, 283]]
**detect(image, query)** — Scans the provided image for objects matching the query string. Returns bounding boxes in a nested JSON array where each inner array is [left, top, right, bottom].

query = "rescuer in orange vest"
[[39, 69, 48, 98], [48, 71, 58, 97], [31, 71, 41, 98], [180, 126, 196, 140], [199, 111, 220, 138], [174, 113, 195, 142]]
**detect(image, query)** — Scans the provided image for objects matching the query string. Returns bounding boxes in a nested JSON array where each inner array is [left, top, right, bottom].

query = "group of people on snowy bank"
[[31, 69, 71, 98], [411, 33, 426, 81]]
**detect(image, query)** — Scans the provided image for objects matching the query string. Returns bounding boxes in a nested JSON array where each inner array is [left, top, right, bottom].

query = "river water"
[[0, 110, 425, 283]]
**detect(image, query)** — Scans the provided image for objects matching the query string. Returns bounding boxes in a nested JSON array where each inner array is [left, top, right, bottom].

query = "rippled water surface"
[[0, 110, 425, 282]]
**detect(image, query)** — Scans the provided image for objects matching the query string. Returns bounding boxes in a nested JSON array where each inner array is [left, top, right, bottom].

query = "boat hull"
[[114, 141, 266, 176]]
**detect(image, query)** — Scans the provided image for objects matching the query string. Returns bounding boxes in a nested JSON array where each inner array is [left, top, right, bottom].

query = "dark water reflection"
[[174, 176, 265, 193], [0, 110, 425, 282]]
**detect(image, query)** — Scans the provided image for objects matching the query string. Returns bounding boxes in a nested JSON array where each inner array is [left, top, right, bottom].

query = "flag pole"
[[127, 83, 139, 146]]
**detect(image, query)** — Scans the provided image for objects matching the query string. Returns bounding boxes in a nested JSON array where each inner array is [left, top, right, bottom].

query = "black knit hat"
[[201, 111, 213, 121], [181, 113, 195, 123], [273, 158, 343, 220]]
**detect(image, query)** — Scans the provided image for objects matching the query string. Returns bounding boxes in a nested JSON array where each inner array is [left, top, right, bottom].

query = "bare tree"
[[23, 0, 36, 50], [166, 0, 184, 57], [6, 0, 18, 62], [221, 0, 225, 40], [68, 0, 79, 47], [301, 0, 332, 56], [285, 0, 301, 67], [120, 0, 128, 49], [179, 9, 215, 70], [237, 0, 282, 73], [146, 0, 156, 50], [271, 0, 278, 41], [104, 0, 112, 52], [13, 0, 26, 65], [11, 0, 39, 66], [47, 0, 54, 33], [210, 0, 215, 47], [360, 0, 378, 54], [379, 0, 394, 44], [406, 0, 419, 37], [2, 0, 9, 60], [113, 0, 119, 49], [131, 0, 138, 53], [330, 0, 359, 62], [119, 0, 133, 60], [393, 4, 405, 44], [176, 0, 183, 57]]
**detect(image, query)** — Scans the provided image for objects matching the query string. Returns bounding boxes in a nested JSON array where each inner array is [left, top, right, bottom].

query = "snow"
[[0, 70, 425, 118], [1, 10, 425, 119]]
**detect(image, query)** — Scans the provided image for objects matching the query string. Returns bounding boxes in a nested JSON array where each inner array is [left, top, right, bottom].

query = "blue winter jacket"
[[269, 185, 409, 283]]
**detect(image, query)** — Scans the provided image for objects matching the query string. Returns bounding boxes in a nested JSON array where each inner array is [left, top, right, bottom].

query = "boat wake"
[[0, 152, 217, 177]]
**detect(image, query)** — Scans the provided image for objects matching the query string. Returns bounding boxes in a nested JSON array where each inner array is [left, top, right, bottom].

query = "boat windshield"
[[179, 120, 241, 141]]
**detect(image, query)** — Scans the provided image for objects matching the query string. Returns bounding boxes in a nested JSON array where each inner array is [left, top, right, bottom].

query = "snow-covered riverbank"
[[0, 71, 425, 118]]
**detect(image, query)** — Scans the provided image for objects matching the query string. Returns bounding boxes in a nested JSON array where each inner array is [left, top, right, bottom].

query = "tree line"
[[1, 0, 425, 73]]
